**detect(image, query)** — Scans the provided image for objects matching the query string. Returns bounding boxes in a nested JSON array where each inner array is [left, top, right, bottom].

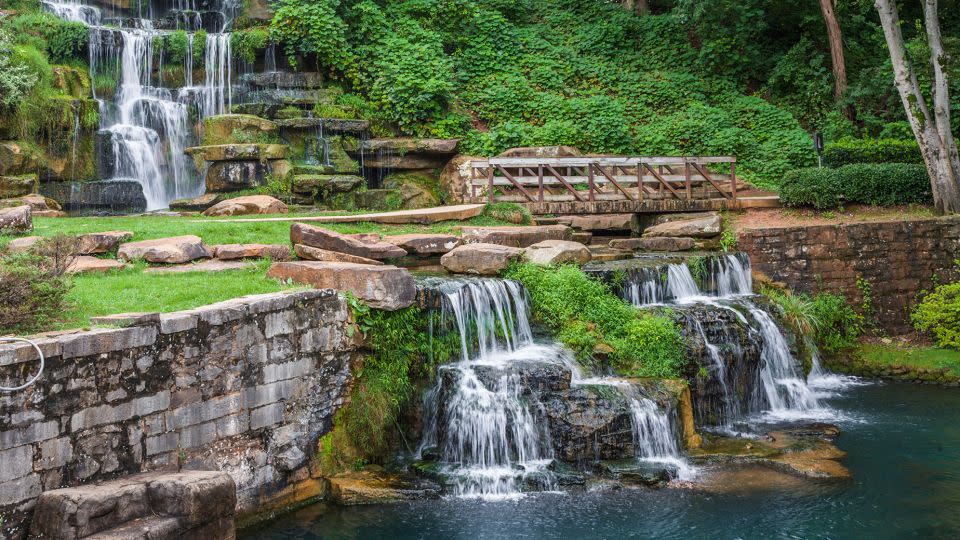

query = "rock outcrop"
[[0, 174, 34, 198], [440, 243, 524, 275], [290, 223, 407, 260], [461, 225, 571, 248], [267, 261, 416, 310], [118, 235, 212, 264], [202, 195, 288, 216]]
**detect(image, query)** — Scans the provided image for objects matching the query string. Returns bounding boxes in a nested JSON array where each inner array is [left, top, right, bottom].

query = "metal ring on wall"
[[0, 337, 45, 391]]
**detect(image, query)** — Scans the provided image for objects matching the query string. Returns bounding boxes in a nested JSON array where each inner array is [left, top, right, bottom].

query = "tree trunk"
[[818, 0, 848, 102], [875, 0, 960, 213], [623, 0, 650, 16]]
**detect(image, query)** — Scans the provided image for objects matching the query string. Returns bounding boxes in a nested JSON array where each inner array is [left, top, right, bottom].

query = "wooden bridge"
[[468, 156, 779, 214]]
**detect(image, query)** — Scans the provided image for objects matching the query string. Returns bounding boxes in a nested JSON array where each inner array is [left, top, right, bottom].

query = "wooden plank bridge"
[[468, 156, 779, 214]]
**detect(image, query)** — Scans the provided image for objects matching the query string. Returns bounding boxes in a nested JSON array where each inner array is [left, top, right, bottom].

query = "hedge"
[[780, 163, 931, 210], [823, 138, 923, 167]]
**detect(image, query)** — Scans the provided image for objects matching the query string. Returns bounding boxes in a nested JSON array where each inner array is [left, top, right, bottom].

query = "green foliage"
[[913, 281, 960, 350], [824, 138, 923, 167], [780, 164, 931, 209], [0, 235, 75, 334], [763, 286, 862, 354], [166, 31, 189, 65], [719, 228, 738, 252], [6, 12, 88, 63], [0, 29, 39, 107], [231, 26, 271, 64], [505, 263, 686, 377], [482, 202, 531, 225], [322, 304, 459, 469], [271, 0, 349, 70], [192, 30, 207, 64]]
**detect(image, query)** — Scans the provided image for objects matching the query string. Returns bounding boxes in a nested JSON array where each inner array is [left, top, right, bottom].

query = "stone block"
[[146, 470, 237, 526], [179, 422, 218, 448], [241, 380, 301, 409], [262, 358, 314, 384], [461, 225, 571, 248], [250, 403, 285, 430], [440, 243, 524, 275], [37, 437, 73, 470], [160, 312, 199, 334], [145, 433, 179, 457], [0, 473, 41, 506], [61, 326, 158, 359], [291, 223, 407, 260], [0, 420, 59, 451], [0, 444, 34, 483], [166, 393, 242, 430], [118, 235, 212, 264], [267, 261, 416, 310]]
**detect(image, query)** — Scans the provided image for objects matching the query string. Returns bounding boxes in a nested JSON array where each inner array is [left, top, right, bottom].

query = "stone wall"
[[738, 216, 960, 335], [0, 289, 358, 539]]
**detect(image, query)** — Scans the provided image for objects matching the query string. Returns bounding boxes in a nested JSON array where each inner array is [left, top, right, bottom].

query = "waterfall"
[[623, 254, 827, 424], [46, 0, 238, 210]]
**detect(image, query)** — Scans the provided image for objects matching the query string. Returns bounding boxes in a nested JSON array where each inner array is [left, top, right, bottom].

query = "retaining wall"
[[738, 216, 960, 335], [0, 289, 358, 539]]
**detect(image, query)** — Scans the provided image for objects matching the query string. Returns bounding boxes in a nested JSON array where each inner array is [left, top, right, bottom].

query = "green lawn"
[[856, 343, 960, 377], [59, 260, 300, 330]]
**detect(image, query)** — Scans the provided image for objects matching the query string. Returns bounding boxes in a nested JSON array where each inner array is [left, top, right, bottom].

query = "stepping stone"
[[382, 233, 461, 255], [67, 256, 129, 274], [0, 205, 31, 233], [460, 225, 571, 248], [118, 235, 212, 264], [267, 261, 416, 310], [202, 195, 288, 216], [291, 223, 407, 260], [612, 237, 694, 252], [145, 260, 252, 274], [524, 240, 591, 266], [294, 244, 383, 265], [440, 243, 524, 275], [643, 213, 721, 238], [214, 243, 291, 261], [78, 231, 134, 255]]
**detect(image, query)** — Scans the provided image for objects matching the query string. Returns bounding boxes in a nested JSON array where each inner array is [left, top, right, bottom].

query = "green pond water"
[[245, 381, 960, 539]]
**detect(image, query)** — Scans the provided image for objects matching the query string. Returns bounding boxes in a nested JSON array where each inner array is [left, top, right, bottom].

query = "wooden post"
[[538, 164, 544, 202], [730, 161, 738, 200], [487, 166, 494, 204], [637, 164, 643, 201], [684, 162, 692, 201], [587, 163, 595, 202]]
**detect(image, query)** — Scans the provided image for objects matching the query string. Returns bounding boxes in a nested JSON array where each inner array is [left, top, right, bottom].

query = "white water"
[[46, 0, 237, 209]]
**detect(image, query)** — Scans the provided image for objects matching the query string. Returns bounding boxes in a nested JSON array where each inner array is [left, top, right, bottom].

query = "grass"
[[57, 260, 298, 330], [856, 343, 960, 377]]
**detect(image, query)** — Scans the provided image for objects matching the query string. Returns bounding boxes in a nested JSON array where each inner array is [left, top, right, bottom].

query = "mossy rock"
[[381, 171, 441, 209], [292, 164, 335, 175], [0, 174, 36, 198], [292, 174, 362, 197], [0, 142, 44, 176], [353, 188, 403, 211], [202, 114, 278, 145], [51, 66, 92, 99]]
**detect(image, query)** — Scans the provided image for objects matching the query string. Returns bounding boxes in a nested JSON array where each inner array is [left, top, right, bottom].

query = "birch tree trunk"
[[875, 0, 960, 213]]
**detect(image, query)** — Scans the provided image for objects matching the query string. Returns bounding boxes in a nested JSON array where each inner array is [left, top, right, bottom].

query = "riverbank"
[[825, 342, 960, 386]]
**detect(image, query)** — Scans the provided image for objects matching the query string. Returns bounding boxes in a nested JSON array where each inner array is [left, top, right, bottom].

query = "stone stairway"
[[28, 471, 236, 540]]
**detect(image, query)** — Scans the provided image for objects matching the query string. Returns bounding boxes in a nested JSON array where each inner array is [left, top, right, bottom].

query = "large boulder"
[[0, 174, 35, 198], [524, 240, 591, 266], [201, 114, 278, 145], [291, 223, 407, 260], [383, 233, 461, 255], [40, 180, 146, 214], [204, 161, 272, 192], [461, 225, 571, 248], [0, 205, 32, 233], [294, 244, 383, 265], [381, 172, 440, 209], [214, 243, 291, 261], [0, 194, 62, 212], [440, 243, 524, 275], [439, 154, 482, 204], [202, 195, 288, 216], [266, 261, 416, 310], [643, 212, 722, 238], [118, 235, 212, 264], [77, 231, 134, 254]]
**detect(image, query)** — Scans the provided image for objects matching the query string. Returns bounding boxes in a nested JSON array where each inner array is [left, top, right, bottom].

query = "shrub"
[[0, 235, 76, 334], [781, 163, 931, 209], [810, 292, 863, 354], [0, 29, 38, 107], [504, 263, 686, 377], [913, 282, 960, 350], [824, 138, 922, 167]]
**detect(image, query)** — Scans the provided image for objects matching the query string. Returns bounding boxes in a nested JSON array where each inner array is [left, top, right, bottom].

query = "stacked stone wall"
[[0, 289, 357, 539], [738, 216, 960, 335]]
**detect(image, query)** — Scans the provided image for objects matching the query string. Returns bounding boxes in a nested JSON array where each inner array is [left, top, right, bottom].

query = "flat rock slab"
[[565, 214, 635, 231], [170, 193, 224, 211], [440, 243, 525, 275], [185, 143, 288, 162], [294, 244, 383, 265], [461, 225, 571, 248], [291, 223, 407, 260], [145, 260, 252, 274], [67, 256, 130, 274], [643, 213, 721, 238], [525, 239, 591, 266], [214, 243, 291, 261], [202, 195, 288, 216], [328, 471, 440, 505], [612, 237, 695, 252], [118, 235, 212, 264], [200, 204, 486, 224], [0, 204, 32, 233], [6, 235, 41, 252], [383, 233, 461, 255], [267, 261, 416, 310], [30, 470, 235, 540], [588, 246, 632, 262], [78, 231, 134, 254]]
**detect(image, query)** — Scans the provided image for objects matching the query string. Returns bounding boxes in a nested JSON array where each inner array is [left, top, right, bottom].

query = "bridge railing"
[[468, 156, 737, 204]]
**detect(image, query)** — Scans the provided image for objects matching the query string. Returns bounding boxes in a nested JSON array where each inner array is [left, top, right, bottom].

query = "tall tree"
[[818, 0, 850, 114], [623, 0, 650, 16], [875, 0, 960, 213]]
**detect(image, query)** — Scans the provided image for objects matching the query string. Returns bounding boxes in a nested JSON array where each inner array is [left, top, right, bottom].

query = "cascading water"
[[420, 279, 556, 499], [622, 254, 827, 425], [46, 0, 238, 210]]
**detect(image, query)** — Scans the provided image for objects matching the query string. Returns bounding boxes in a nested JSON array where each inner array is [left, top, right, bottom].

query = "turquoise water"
[[245, 382, 960, 539]]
